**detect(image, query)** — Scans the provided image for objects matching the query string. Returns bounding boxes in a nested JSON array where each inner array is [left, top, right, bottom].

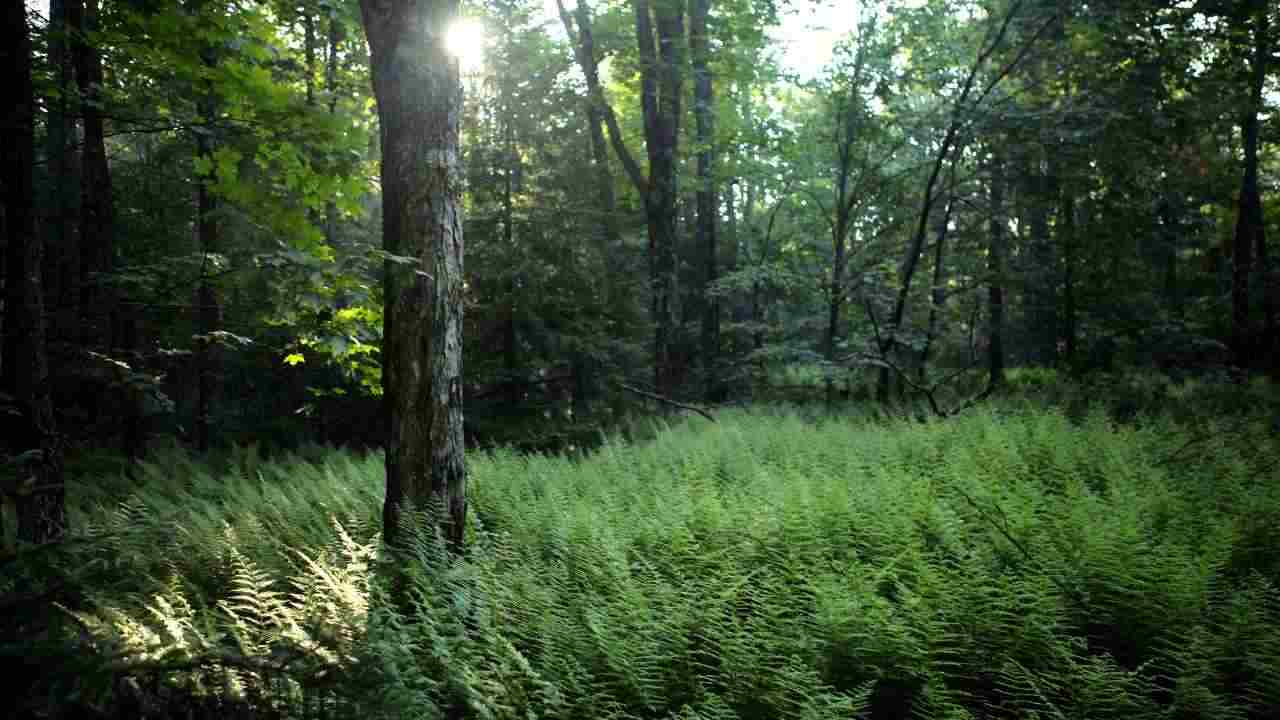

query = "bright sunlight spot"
[[446, 16, 487, 74]]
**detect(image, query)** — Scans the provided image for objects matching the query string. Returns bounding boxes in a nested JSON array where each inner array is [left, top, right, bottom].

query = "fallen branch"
[[618, 383, 717, 423]]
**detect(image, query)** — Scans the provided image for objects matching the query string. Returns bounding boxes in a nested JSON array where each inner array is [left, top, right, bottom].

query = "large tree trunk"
[[360, 0, 467, 550], [4, 0, 66, 544], [691, 0, 718, 401]]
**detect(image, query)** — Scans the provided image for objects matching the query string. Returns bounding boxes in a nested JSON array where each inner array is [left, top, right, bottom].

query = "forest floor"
[[6, 374, 1280, 719]]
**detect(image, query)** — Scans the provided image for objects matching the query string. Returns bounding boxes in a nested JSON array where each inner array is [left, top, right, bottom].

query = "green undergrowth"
[[9, 402, 1280, 719]]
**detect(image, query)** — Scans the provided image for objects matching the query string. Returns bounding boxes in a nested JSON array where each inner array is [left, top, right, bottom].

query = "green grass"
[[10, 400, 1280, 719]]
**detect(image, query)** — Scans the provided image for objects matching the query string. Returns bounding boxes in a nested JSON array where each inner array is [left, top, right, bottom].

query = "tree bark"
[[359, 0, 467, 550], [636, 0, 684, 399], [4, 0, 66, 543]]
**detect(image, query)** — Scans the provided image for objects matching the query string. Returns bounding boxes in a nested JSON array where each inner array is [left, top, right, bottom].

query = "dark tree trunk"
[[824, 37, 869, 364], [559, 0, 682, 399], [1061, 185, 1077, 369], [919, 187, 956, 383], [635, 0, 684, 399], [194, 39, 221, 453], [988, 155, 1006, 388], [303, 4, 316, 106], [875, 1, 1029, 402], [502, 83, 519, 407], [557, 0, 622, 293], [323, 8, 342, 246], [1027, 157, 1058, 367], [45, 0, 82, 347], [691, 0, 718, 401], [1231, 1, 1267, 366], [72, 0, 113, 350], [359, 0, 467, 550], [4, 0, 66, 543]]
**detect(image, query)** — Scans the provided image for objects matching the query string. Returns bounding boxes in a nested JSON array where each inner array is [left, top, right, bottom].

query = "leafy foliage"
[[13, 398, 1280, 718]]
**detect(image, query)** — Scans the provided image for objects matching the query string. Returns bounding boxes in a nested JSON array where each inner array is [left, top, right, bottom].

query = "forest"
[[2, 0, 1279, 717]]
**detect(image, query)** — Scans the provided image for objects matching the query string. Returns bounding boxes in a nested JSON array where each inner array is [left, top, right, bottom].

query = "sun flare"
[[446, 17, 487, 74]]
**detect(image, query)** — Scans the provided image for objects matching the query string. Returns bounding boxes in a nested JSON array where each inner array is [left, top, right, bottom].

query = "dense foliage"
[[7, 389, 1280, 718], [2, 0, 1278, 715]]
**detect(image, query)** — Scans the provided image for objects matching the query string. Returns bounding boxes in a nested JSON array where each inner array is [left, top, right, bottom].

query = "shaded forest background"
[[2, 0, 1276, 489], [3, 0, 1280, 717]]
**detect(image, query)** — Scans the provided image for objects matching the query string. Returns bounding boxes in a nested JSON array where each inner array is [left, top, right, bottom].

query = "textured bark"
[[360, 0, 467, 550], [4, 0, 66, 543], [636, 0, 683, 399]]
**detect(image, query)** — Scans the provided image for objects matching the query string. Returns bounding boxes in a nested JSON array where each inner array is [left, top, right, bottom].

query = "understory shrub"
[[8, 401, 1280, 719]]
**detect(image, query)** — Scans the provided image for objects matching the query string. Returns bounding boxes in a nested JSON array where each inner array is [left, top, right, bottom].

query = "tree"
[[691, 0, 719, 401], [561, 0, 685, 400], [1228, 0, 1270, 365], [358, 0, 467, 549], [3, 0, 65, 544]]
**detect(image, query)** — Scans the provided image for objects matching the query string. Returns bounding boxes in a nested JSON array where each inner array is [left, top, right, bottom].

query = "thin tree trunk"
[[692, 0, 718, 401], [875, 0, 1037, 402], [193, 21, 221, 453], [919, 188, 956, 383], [502, 74, 519, 407], [988, 154, 1006, 388], [1231, 1, 1266, 366], [324, 8, 341, 246], [45, 0, 82, 347], [360, 0, 467, 550], [558, 0, 621, 284], [4, 0, 65, 543], [559, 0, 681, 398], [1061, 185, 1077, 370]]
